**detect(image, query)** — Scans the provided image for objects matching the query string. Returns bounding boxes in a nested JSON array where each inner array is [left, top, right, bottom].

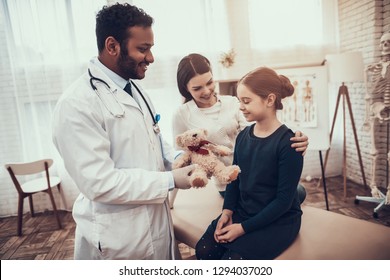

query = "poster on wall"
[[276, 65, 330, 151]]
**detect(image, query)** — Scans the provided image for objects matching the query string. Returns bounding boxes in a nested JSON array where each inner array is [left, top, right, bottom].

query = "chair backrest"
[[4, 159, 53, 175], [4, 159, 53, 194]]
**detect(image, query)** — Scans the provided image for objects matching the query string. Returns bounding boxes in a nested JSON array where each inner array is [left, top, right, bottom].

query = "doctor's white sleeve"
[[52, 96, 171, 205]]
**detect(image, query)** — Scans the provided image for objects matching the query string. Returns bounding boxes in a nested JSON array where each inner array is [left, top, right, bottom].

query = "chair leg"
[[57, 183, 68, 209], [28, 195, 35, 217], [17, 196, 24, 236], [47, 191, 62, 229]]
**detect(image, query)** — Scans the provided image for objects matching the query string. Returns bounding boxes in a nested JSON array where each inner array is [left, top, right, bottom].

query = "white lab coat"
[[52, 59, 179, 260]]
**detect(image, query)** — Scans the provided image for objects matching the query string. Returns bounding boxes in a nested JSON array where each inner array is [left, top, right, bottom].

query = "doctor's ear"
[[105, 36, 120, 56]]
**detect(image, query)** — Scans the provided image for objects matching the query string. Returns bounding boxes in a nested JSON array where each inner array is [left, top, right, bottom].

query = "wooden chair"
[[5, 159, 62, 236]]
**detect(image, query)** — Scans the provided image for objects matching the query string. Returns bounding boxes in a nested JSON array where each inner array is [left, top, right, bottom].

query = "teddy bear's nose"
[[192, 133, 197, 137]]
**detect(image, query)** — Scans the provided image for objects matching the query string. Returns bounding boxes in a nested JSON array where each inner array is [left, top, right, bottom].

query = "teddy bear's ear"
[[202, 129, 208, 136], [176, 135, 183, 147]]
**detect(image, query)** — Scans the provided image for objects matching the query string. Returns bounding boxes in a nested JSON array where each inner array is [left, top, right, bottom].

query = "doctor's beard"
[[117, 49, 146, 80]]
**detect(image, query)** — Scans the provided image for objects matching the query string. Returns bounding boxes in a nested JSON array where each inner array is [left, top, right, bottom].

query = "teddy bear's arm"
[[172, 152, 192, 169], [206, 144, 232, 157]]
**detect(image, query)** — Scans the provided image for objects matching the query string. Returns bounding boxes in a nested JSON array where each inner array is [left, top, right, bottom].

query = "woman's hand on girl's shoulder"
[[290, 131, 309, 156]]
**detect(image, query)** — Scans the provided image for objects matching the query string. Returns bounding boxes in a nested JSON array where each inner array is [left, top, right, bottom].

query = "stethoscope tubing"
[[130, 80, 157, 126], [88, 68, 159, 127]]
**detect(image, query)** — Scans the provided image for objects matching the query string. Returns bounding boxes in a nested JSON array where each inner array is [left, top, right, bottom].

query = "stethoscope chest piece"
[[153, 124, 160, 134]]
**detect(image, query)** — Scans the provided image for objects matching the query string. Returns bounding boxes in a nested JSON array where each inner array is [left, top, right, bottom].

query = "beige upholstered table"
[[171, 184, 390, 260]]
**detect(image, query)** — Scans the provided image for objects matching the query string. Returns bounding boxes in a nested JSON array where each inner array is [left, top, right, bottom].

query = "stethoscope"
[[88, 68, 160, 134]]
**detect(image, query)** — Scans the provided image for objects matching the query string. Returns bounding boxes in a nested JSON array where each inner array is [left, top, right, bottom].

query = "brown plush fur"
[[173, 128, 240, 188]]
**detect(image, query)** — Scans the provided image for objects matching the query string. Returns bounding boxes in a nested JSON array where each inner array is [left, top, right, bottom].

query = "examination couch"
[[170, 184, 390, 260]]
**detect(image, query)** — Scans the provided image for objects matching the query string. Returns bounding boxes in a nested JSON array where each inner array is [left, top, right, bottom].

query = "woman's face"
[[186, 71, 216, 108]]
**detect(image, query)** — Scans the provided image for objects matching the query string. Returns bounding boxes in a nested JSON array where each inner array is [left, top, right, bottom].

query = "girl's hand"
[[215, 223, 245, 243], [214, 210, 233, 242]]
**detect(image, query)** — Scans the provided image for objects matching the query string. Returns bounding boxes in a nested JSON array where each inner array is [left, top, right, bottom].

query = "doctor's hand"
[[171, 165, 197, 189]]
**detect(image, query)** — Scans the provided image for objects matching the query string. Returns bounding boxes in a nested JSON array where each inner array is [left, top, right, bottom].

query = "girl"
[[195, 67, 304, 260]]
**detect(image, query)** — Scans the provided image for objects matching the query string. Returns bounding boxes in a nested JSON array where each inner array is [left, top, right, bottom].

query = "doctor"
[[52, 3, 195, 260]]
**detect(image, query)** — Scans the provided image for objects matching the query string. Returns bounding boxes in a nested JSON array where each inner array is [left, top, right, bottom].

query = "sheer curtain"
[[0, 0, 106, 216]]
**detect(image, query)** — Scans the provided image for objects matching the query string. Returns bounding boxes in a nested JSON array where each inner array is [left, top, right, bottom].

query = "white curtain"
[[0, 0, 106, 216]]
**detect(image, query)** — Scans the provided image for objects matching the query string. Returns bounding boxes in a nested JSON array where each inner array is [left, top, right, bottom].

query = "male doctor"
[[52, 3, 195, 260]]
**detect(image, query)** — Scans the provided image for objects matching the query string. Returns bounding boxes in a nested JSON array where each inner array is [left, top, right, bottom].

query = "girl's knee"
[[195, 234, 224, 260], [195, 236, 210, 260]]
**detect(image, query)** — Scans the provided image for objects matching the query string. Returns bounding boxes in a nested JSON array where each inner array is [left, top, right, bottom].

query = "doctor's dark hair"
[[177, 53, 213, 103], [238, 67, 294, 110], [95, 3, 154, 53]]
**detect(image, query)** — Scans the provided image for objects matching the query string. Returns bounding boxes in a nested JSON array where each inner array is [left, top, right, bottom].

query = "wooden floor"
[[1, 175, 390, 260]]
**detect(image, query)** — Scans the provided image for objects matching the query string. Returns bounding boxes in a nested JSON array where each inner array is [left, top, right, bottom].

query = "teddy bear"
[[172, 128, 241, 188]]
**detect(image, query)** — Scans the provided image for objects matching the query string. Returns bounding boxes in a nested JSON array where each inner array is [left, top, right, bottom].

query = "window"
[[20, 97, 59, 159], [247, 0, 337, 64], [249, 0, 325, 50], [132, 0, 230, 56]]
